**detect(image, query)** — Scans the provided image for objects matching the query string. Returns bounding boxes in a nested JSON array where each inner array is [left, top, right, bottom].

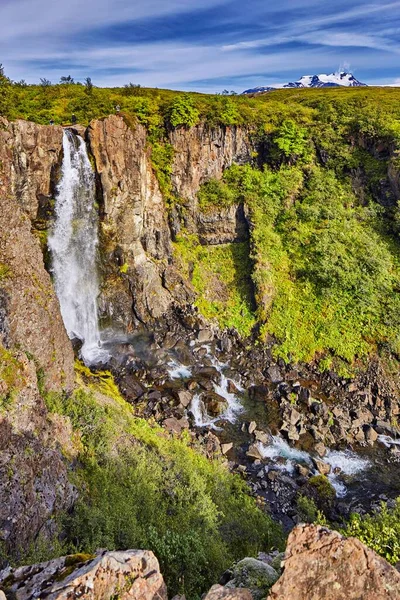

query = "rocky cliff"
[[0, 118, 75, 554], [0, 115, 255, 557]]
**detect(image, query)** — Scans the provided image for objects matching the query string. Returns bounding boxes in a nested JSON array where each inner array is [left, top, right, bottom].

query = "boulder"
[[204, 584, 253, 599], [0, 550, 167, 600], [221, 442, 234, 455], [175, 389, 193, 408], [203, 392, 228, 416], [267, 524, 400, 600], [248, 421, 257, 435], [226, 558, 279, 600], [266, 365, 283, 384], [313, 459, 331, 476], [246, 444, 264, 461]]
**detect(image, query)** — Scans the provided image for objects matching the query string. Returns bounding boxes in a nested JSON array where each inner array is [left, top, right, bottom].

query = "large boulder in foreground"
[[267, 524, 400, 600], [0, 550, 167, 600]]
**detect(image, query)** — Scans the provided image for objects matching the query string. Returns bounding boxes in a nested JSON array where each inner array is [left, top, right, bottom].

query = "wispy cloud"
[[1, 0, 400, 91]]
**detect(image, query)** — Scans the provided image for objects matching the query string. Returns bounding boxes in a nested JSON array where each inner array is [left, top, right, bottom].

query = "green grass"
[[174, 235, 256, 337], [38, 362, 284, 600]]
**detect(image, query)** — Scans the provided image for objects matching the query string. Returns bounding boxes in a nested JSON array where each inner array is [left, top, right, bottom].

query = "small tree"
[[40, 78, 52, 86], [167, 94, 200, 128], [84, 77, 93, 93], [60, 75, 74, 84]]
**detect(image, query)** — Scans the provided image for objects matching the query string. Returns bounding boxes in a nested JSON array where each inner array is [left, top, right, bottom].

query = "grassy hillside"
[[3, 67, 400, 369]]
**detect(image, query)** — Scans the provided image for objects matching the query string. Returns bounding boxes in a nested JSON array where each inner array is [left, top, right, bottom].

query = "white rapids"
[[257, 436, 370, 497], [48, 129, 109, 366]]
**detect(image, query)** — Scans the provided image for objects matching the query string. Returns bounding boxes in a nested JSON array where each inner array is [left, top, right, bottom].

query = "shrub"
[[45, 366, 283, 600], [343, 499, 400, 565], [167, 94, 200, 128]]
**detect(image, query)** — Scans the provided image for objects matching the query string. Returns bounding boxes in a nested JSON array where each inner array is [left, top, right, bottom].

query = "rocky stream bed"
[[92, 306, 400, 530]]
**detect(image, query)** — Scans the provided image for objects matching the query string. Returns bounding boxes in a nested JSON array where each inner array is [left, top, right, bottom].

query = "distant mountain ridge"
[[243, 71, 367, 94]]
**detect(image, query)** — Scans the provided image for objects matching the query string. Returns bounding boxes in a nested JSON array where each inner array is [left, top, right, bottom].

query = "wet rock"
[[296, 464, 310, 478], [313, 459, 331, 476], [376, 420, 399, 437], [221, 443, 233, 455], [247, 444, 264, 461], [267, 524, 400, 600], [248, 385, 269, 402], [254, 430, 270, 444], [227, 380, 239, 394], [175, 389, 193, 408], [267, 365, 283, 384], [194, 366, 222, 384], [0, 550, 167, 600], [203, 391, 228, 416], [248, 421, 257, 435], [314, 442, 327, 458]]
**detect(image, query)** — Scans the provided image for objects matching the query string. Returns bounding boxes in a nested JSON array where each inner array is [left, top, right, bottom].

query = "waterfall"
[[48, 129, 109, 366]]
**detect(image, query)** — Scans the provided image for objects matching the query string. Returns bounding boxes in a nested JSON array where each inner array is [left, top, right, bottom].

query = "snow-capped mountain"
[[241, 85, 276, 94], [284, 72, 366, 88], [242, 72, 367, 94]]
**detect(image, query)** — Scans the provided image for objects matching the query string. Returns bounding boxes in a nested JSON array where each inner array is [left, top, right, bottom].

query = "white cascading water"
[[48, 129, 109, 366]]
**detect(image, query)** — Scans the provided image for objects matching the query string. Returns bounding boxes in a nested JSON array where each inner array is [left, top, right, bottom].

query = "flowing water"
[[48, 129, 109, 365]]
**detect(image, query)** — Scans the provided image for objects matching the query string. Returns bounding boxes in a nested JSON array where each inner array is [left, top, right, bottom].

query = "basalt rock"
[[0, 118, 74, 391], [0, 118, 75, 553], [267, 524, 400, 600]]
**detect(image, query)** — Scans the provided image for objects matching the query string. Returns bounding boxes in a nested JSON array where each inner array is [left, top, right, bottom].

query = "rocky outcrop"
[[170, 124, 252, 204], [88, 116, 188, 326], [0, 350, 75, 554], [4, 118, 64, 221], [169, 124, 252, 242], [0, 117, 74, 390], [267, 524, 400, 600], [0, 550, 167, 600], [0, 118, 75, 553]]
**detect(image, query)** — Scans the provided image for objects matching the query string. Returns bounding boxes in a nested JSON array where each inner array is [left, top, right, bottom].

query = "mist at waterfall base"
[[48, 130, 110, 366]]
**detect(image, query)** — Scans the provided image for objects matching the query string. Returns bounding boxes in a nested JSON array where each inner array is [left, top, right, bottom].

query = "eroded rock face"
[[170, 124, 252, 204], [87, 116, 177, 325], [0, 117, 74, 391], [0, 550, 167, 600], [0, 118, 75, 553], [267, 524, 400, 600], [6, 119, 64, 221]]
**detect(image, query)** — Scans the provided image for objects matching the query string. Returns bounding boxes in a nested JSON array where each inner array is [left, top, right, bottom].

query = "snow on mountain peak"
[[242, 71, 367, 94]]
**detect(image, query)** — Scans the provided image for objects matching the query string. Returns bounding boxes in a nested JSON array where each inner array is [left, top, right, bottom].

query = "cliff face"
[[87, 117, 252, 325], [0, 118, 76, 553], [0, 118, 74, 390], [87, 116, 175, 326]]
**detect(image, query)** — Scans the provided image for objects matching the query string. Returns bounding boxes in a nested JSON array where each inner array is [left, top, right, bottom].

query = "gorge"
[[1, 83, 400, 599]]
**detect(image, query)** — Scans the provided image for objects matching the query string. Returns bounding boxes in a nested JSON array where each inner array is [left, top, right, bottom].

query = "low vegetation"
[[40, 363, 284, 600], [342, 499, 400, 565], [174, 235, 256, 336]]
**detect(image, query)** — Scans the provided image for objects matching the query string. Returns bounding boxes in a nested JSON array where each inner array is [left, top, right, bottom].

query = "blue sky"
[[1, 0, 400, 92]]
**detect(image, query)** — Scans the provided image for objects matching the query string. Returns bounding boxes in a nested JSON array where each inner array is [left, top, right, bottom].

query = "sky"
[[1, 0, 400, 92]]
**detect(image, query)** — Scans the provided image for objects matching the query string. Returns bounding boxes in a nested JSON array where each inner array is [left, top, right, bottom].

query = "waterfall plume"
[[48, 129, 109, 365]]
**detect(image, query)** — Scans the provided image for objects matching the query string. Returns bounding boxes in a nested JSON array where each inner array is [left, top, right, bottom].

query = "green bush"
[[44, 368, 283, 599], [166, 94, 200, 128], [343, 499, 400, 565]]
